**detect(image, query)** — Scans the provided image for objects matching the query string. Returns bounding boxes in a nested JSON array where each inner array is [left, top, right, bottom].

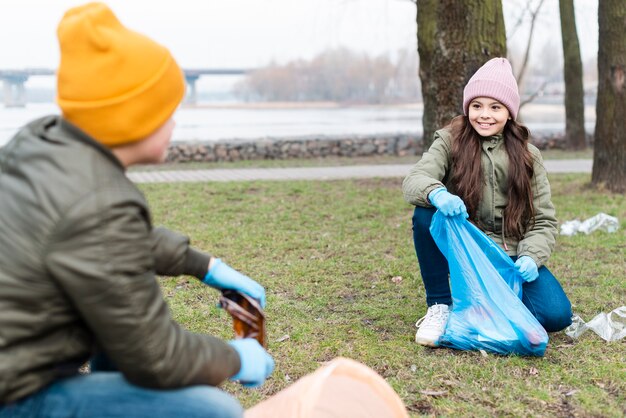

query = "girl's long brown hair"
[[447, 116, 535, 240]]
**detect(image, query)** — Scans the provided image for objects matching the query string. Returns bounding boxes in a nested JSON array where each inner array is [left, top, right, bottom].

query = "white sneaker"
[[415, 304, 450, 347]]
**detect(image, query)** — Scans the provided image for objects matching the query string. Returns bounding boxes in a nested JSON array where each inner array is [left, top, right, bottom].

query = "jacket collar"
[[37, 115, 125, 171], [482, 132, 504, 150], [482, 132, 504, 141]]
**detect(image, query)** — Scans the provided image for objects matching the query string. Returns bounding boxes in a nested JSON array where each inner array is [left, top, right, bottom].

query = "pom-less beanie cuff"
[[463, 58, 520, 120], [56, 2, 185, 147], [57, 55, 184, 144]]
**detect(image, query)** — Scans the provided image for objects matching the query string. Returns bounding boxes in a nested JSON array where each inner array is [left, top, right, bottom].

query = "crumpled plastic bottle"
[[578, 213, 619, 234], [559, 220, 582, 236], [564, 306, 626, 342], [560, 213, 619, 236]]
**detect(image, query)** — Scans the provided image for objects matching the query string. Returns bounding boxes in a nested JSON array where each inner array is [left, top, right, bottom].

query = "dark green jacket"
[[0, 116, 240, 404], [402, 128, 557, 267]]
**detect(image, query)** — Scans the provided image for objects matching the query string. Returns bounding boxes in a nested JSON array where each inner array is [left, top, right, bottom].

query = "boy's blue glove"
[[515, 256, 539, 282], [203, 259, 266, 308], [228, 338, 275, 388], [428, 187, 468, 218]]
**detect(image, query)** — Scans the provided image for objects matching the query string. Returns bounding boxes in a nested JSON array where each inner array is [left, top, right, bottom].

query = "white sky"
[[1, 0, 598, 75]]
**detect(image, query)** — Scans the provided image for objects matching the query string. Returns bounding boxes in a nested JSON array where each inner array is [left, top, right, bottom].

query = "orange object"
[[219, 290, 266, 347], [56, 2, 185, 146], [245, 357, 409, 418]]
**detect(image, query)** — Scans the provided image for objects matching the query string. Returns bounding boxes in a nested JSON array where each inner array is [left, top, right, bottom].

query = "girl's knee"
[[540, 301, 573, 332]]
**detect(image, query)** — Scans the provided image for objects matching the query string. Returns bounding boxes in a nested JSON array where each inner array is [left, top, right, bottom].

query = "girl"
[[402, 58, 572, 347]]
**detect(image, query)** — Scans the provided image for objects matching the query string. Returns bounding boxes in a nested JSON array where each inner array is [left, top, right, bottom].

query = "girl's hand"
[[515, 256, 539, 282], [428, 188, 468, 218]]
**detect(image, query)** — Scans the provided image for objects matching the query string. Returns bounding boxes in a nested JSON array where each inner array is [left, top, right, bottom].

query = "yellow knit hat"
[[56, 2, 185, 147]]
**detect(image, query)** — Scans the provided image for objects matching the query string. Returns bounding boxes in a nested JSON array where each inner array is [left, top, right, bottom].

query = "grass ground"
[[143, 172, 624, 417]]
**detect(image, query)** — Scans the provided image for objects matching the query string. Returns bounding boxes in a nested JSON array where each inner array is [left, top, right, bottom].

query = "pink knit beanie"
[[463, 57, 520, 120]]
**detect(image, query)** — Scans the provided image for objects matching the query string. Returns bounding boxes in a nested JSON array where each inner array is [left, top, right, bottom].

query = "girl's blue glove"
[[203, 258, 266, 308], [428, 187, 468, 218], [515, 256, 539, 282], [228, 338, 275, 388]]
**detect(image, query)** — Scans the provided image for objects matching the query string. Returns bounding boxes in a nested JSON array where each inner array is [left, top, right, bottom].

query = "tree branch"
[[519, 79, 548, 110], [506, 0, 529, 40], [516, 0, 546, 87]]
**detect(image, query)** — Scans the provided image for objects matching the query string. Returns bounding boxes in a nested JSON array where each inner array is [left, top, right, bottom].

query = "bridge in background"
[[0, 68, 251, 107]]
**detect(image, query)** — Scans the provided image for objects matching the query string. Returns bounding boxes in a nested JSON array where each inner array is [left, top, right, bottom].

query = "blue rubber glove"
[[428, 187, 468, 218], [515, 256, 539, 282], [228, 338, 275, 388], [203, 259, 266, 308]]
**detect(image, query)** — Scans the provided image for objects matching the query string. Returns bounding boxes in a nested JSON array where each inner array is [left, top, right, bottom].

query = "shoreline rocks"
[[165, 132, 591, 163]]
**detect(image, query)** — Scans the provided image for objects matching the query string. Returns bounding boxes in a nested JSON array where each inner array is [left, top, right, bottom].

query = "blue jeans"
[[0, 358, 243, 418], [412, 206, 572, 332]]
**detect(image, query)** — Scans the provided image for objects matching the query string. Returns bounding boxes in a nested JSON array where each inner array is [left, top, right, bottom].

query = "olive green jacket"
[[0, 116, 240, 404], [402, 128, 557, 267]]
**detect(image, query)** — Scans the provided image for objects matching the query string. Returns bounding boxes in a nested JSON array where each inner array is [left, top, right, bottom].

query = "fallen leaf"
[[276, 334, 290, 342], [529, 367, 539, 376], [419, 389, 448, 397], [555, 343, 575, 348], [391, 276, 403, 284]]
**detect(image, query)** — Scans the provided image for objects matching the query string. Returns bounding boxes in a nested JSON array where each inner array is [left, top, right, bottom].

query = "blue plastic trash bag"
[[429, 211, 548, 356]]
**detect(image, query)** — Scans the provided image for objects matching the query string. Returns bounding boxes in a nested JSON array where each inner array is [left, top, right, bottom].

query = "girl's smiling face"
[[468, 97, 510, 137]]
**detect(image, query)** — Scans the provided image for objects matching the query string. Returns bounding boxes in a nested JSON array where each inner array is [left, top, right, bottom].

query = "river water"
[[0, 101, 596, 147]]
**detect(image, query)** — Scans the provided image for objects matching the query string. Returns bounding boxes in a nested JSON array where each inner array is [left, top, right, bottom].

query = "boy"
[[0, 3, 273, 417]]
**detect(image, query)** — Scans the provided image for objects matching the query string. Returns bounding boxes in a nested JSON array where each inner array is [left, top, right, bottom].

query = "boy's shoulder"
[[7, 115, 143, 210]]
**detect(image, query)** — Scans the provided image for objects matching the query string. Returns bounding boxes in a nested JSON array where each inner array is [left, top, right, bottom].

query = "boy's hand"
[[515, 256, 539, 282], [228, 338, 275, 388], [203, 259, 266, 308], [428, 188, 468, 218]]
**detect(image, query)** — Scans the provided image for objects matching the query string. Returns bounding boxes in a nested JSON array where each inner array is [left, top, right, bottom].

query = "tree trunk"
[[559, 0, 586, 150], [592, 0, 626, 193], [417, 0, 506, 150]]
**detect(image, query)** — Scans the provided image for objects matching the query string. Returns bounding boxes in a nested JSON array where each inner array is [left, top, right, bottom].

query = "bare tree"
[[559, 0, 586, 150], [417, 0, 506, 149], [592, 0, 626, 192], [234, 49, 408, 104]]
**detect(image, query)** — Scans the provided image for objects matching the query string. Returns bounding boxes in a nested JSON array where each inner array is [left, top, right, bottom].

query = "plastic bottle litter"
[[564, 306, 626, 342], [560, 213, 619, 236], [559, 220, 581, 236]]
